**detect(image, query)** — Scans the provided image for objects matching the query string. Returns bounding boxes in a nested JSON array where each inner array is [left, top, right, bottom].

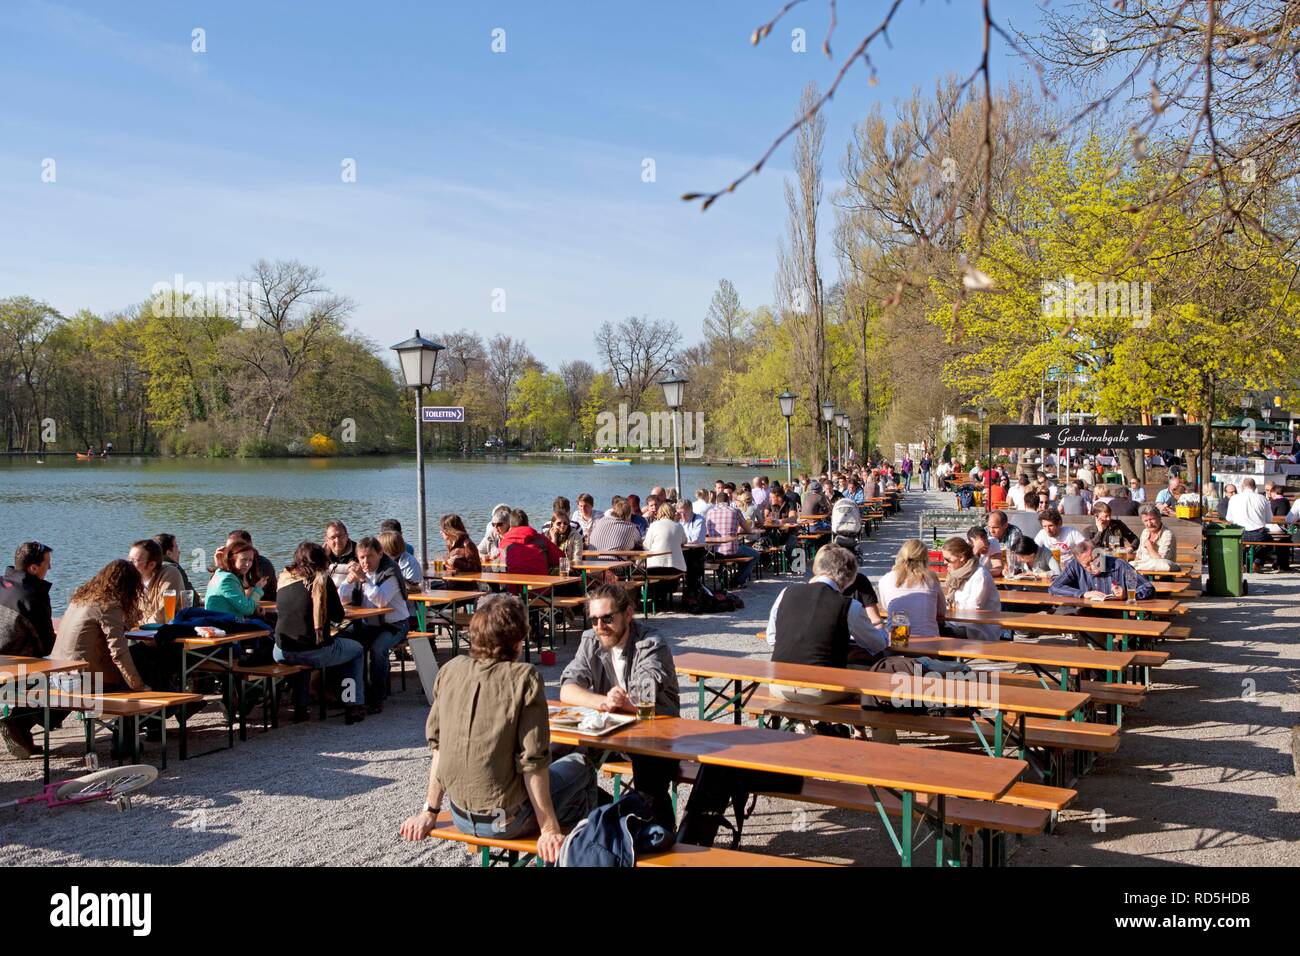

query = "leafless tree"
[[559, 359, 596, 422], [484, 333, 536, 432], [594, 315, 681, 410], [224, 259, 353, 437]]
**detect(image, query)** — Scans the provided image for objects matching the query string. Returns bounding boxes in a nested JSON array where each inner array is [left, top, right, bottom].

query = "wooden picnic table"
[[407, 590, 481, 650], [673, 650, 1086, 760], [992, 590, 1183, 617], [0, 655, 88, 783], [440, 572, 579, 661], [991, 573, 1192, 595], [547, 708, 1026, 867]]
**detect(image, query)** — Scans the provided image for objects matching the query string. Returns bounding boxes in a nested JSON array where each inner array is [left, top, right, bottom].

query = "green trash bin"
[[1204, 523, 1245, 597], [1102, 471, 1123, 484]]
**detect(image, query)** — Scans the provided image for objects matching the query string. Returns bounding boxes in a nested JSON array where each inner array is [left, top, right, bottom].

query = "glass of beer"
[[162, 588, 178, 622], [889, 610, 911, 649], [632, 677, 657, 720]]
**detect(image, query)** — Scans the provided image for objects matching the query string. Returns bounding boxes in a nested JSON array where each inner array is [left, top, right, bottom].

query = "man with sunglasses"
[[559, 584, 680, 828]]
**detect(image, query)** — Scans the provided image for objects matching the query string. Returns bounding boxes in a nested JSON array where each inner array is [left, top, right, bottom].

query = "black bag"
[[557, 790, 672, 867], [682, 584, 743, 614]]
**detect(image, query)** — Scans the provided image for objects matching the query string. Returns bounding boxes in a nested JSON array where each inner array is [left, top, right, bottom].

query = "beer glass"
[[162, 589, 178, 623], [632, 676, 656, 720], [889, 610, 911, 649]]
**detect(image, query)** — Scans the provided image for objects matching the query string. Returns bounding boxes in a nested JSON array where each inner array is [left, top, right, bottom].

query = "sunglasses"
[[591, 612, 622, 627]]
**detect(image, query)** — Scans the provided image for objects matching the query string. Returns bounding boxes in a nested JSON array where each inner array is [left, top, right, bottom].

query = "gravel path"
[[3, 489, 1297, 866]]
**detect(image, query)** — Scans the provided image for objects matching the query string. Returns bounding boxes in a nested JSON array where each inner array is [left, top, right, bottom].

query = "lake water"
[[0, 455, 768, 611]]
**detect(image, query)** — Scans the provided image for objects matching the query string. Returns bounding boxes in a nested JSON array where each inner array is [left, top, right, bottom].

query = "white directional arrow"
[[1035, 432, 1051, 441], [1136, 433, 1155, 441]]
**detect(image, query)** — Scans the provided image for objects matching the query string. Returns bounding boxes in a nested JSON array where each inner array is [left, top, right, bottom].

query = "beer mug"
[[632, 676, 657, 720], [162, 588, 178, 623], [180, 589, 195, 611], [889, 610, 911, 649]]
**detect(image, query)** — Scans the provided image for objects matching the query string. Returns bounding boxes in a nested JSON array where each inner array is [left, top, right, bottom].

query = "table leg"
[[993, 710, 1004, 758], [42, 679, 51, 785], [697, 677, 705, 720], [521, 586, 531, 662], [900, 790, 913, 867], [734, 679, 742, 725]]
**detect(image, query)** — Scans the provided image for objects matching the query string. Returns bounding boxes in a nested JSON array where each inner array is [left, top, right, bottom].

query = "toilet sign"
[[421, 406, 465, 423]]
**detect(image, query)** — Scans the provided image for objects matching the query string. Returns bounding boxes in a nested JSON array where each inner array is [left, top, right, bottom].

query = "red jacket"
[[499, 525, 563, 580]]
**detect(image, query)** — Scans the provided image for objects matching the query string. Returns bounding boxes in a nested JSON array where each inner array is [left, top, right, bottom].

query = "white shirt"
[[1009, 486, 1027, 510], [642, 518, 687, 572], [692, 497, 711, 517], [877, 570, 943, 637], [765, 576, 888, 655], [610, 642, 628, 690], [1225, 490, 1271, 531], [949, 565, 1002, 640], [1034, 527, 1088, 564]]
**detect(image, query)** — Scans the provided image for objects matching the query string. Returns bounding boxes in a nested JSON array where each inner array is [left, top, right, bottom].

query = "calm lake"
[[0, 455, 763, 612]]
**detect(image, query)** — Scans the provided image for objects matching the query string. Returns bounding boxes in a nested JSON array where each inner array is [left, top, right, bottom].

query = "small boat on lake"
[[592, 457, 632, 465]]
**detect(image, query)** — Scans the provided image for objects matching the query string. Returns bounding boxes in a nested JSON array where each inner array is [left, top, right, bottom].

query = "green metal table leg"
[[900, 791, 913, 867]]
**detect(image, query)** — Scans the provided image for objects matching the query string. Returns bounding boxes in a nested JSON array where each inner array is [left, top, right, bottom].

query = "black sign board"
[[988, 423, 1203, 450]]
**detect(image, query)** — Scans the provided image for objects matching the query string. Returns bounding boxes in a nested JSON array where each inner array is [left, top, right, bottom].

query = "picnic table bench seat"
[[424, 811, 835, 866], [61, 690, 205, 770], [737, 695, 1121, 757], [995, 673, 1146, 708]]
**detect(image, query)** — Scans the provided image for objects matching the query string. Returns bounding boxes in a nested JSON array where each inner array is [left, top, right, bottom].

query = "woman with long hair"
[[875, 538, 944, 637], [51, 559, 151, 691], [273, 541, 367, 725], [204, 539, 268, 617], [440, 514, 482, 591], [939, 536, 1002, 640]]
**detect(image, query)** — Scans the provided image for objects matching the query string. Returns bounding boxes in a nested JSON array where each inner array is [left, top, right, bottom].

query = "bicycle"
[[0, 755, 157, 814]]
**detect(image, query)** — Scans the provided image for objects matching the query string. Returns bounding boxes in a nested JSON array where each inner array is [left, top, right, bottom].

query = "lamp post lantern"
[[820, 400, 835, 473], [778, 390, 797, 484], [658, 372, 688, 498], [834, 412, 847, 469], [391, 330, 445, 574]]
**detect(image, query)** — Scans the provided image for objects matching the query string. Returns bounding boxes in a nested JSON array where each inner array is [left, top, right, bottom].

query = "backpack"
[[956, 485, 976, 510], [557, 790, 671, 867], [682, 583, 743, 614]]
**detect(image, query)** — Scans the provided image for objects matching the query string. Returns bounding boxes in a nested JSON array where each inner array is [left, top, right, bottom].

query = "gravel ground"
[[2, 488, 1297, 867]]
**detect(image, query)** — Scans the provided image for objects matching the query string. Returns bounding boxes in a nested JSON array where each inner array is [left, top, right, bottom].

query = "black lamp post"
[[658, 372, 688, 497], [778, 390, 797, 484], [820, 400, 835, 473], [391, 330, 445, 573]]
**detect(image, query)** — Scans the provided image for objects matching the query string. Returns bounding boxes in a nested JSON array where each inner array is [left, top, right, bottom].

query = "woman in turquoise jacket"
[[205, 539, 269, 617]]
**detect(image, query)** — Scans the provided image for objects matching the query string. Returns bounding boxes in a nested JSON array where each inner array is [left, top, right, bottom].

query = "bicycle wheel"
[[55, 765, 158, 802]]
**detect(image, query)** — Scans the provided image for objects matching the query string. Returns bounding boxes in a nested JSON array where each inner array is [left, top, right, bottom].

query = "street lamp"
[[977, 404, 988, 514], [391, 330, 445, 574], [658, 372, 688, 498], [835, 412, 847, 469], [778, 390, 797, 484], [820, 400, 835, 473]]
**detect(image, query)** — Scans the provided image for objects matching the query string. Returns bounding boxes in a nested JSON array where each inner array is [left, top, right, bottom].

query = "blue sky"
[[0, 0, 1045, 367]]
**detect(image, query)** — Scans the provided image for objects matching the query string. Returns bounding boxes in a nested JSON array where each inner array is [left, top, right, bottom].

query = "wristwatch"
[[423, 802, 439, 815]]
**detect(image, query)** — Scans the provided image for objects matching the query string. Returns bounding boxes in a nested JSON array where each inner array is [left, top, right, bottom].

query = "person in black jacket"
[[273, 541, 367, 725], [0, 542, 55, 758], [1, 542, 55, 654]]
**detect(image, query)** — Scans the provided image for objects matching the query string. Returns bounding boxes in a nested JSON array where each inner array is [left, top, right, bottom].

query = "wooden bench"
[[597, 758, 1071, 864], [64, 691, 205, 770], [424, 810, 835, 866]]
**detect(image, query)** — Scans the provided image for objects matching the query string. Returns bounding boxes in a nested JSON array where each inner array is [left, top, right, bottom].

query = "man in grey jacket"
[[560, 583, 680, 828]]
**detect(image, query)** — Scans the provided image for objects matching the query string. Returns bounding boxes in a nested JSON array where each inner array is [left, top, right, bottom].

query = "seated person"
[[939, 537, 1002, 640], [985, 509, 1023, 553], [498, 509, 562, 579], [205, 540, 269, 617], [154, 533, 194, 591], [627, 494, 649, 536], [399, 595, 599, 863], [560, 583, 680, 829], [1005, 536, 1056, 576], [324, 520, 358, 590], [1, 541, 57, 758], [677, 498, 706, 544], [588, 497, 644, 553], [477, 505, 512, 560], [642, 503, 687, 602], [1033, 508, 1087, 566], [877, 539, 945, 637], [339, 536, 412, 714], [1130, 504, 1180, 573], [378, 529, 424, 615], [574, 493, 601, 537], [1058, 481, 1089, 516], [1088, 501, 1139, 557], [1049, 540, 1155, 601], [226, 530, 277, 601], [439, 514, 482, 588], [705, 491, 759, 587], [765, 545, 889, 704], [273, 542, 367, 725], [129, 538, 187, 624], [52, 560, 152, 693], [966, 525, 1002, 575]]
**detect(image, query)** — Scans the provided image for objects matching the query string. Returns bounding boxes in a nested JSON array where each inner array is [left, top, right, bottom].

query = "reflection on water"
[[0, 456, 753, 612]]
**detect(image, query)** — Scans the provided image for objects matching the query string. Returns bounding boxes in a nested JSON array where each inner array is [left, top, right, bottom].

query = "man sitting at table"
[[1058, 481, 1089, 516], [1005, 535, 1056, 576], [324, 520, 358, 590], [154, 533, 195, 592], [985, 509, 1023, 553], [588, 496, 643, 552], [1088, 501, 1139, 555], [1049, 540, 1155, 602], [339, 536, 411, 714], [1155, 476, 1186, 517], [1034, 508, 1087, 565], [1225, 477, 1273, 572], [705, 491, 758, 588], [764, 545, 889, 707], [559, 584, 680, 828], [574, 493, 600, 538], [499, 509, 563, 578], [1, 541, 56, 656]]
